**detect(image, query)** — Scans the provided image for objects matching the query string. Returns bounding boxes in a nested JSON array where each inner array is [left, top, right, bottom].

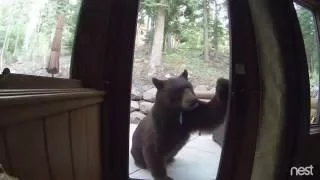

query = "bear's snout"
[[188, 99, 199, 109], [181, 88, 199, 110]]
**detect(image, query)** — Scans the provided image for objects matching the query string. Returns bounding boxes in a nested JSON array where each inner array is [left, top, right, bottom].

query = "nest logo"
[[290, 165, 314, 176]]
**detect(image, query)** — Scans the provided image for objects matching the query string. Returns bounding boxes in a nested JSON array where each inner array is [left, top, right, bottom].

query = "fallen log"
[[195, 91, 213, 99], [199, 99, 210, 103], [311, 98, 318, 109]]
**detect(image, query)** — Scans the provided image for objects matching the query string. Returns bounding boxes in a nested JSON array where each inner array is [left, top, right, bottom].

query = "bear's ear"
[[152, 78, 164, 89], [180, 69, 188, 80]]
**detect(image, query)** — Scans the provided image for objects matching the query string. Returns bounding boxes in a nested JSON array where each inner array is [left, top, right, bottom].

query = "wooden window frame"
[[1, 0, 263, 179], [70, 0, 263, 179]]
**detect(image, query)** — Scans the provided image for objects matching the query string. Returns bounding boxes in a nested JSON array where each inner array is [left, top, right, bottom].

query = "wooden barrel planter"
[[0, 74, 105, 180]]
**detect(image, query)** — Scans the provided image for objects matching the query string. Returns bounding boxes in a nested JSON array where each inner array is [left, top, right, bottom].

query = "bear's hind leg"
[[131, 144, 147, 169], [133, 158, 147, 169], [142, 145, 173, 180]]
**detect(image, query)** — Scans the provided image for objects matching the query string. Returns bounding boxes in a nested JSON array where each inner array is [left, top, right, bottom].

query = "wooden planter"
[[0, 88, 104, 180]]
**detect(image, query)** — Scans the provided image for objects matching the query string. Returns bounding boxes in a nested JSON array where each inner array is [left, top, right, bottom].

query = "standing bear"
[[131, 70, 229, 180]]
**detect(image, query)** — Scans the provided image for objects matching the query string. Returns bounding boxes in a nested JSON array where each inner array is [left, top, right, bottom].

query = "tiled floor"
[[128, 124, 222, 180]]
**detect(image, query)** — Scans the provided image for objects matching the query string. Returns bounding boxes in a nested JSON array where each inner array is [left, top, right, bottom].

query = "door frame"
[[70, 0, 262, 179]]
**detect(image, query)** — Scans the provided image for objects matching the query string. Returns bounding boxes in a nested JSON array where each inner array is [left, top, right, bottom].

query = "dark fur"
[[182, 77, 229, 132], [131, 71, 229, 180]]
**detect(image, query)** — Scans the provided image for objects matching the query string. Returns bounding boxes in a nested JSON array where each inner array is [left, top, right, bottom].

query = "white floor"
[[128, 124, 222, 180]]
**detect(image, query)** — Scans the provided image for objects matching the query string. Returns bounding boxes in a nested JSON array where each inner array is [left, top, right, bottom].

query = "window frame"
[[294, 0, 320, 132]]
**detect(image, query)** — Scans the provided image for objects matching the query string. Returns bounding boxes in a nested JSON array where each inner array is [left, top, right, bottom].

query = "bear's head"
[[152, 70, 199, 111], [215, 78, 229, 102]]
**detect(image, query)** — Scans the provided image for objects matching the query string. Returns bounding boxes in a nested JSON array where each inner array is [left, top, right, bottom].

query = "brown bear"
[[130, 70, 229, 180]]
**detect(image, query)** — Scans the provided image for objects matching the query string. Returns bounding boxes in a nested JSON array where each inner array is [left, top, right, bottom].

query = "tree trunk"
[[47, 15, 64, 76], [145, 16, 154, 51], [148, 1, 166, 76], [166, 34, 172, 51], [212, 0, 220, 59], [13, 33, 20, 57], [165, 33, 177, 51], [0, 26, 11, 70], [203, 0, 210, 62], [147, 16, 150, 32]]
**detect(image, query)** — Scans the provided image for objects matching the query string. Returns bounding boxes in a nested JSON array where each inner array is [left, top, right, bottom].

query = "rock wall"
[[130, 85, 319, 124]]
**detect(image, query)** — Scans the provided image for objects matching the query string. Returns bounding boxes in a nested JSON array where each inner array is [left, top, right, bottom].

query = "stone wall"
[[130, 85, 319, 124]]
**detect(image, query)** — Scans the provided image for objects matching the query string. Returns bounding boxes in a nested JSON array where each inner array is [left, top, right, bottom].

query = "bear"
[[130, 70, 229, 180], [131, 70, 199, 180]]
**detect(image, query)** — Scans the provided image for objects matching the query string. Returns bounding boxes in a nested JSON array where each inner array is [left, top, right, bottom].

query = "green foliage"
[[0, 0, 30, 49], [0, 0, 81, 66], [0, 0, 231, 70], [162, 0, 228, 54], [179, 26, 203, 49], [163, 49, 216, 78]]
